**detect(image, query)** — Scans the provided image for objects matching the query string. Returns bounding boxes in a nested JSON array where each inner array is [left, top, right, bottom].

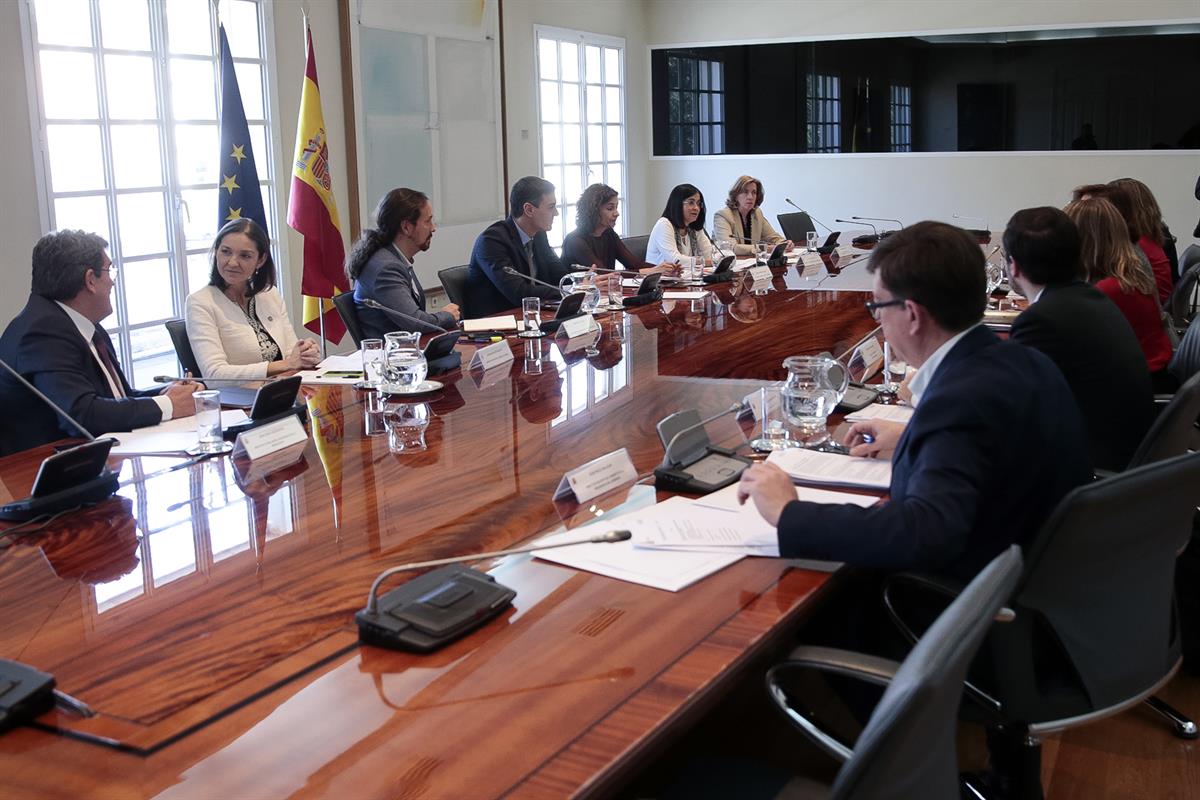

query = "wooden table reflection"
[[0, 257, 883, 799]]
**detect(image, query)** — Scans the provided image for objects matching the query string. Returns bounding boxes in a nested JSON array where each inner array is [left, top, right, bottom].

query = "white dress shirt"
[[906, 323, 982, 408]]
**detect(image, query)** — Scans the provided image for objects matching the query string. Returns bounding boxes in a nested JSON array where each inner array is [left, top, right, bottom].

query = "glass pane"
[[174, 123, 218, 185], [179, 187, 220, 249], [699, 65, 709, 91], [604, 48, 620, 85], [40, 51, 98, 119], [117, 192, 168, 257], [606, 125, 621, 162], [605, 87, 621, 123], [585, 46, 601, 83], [225, 0, 261, 59], [586, 85, 601, 123], [123, 257, 175, 325], [562, 123, 581, 164], [132, 349, 180, 388], [607, 163, 623, 197], [560, 42, 579, 82], [713, 126, 723, 153], [100, 0, 151, 51], [170, 58, 217, 120], [187, 252, 211, 295], [543, 165, 563, 201], [54, 195, 110, 242], [248, 124, 268, 174], [149, 521, 196, 587], [129, 326, 176, 376], [539, 80, 559, 123], [711, 62, 721, 91], [541, 124, 561, 164], [668, 56, 679, 89], [699, 95, 709, 123], [111, 124, 163, 189], [166, 0, 213, 56], [561, 83, 580, 123], [563, 165, 583, 208], [587, 124, 602, 163], [233, 62, 263, 120], [712, 94, 723, 123], [537, 37, 557, 80], [46, 125, 105, 192], [700, 126, 710, 154], [105, 54, 158, 120], [34, 0, 92, 46]]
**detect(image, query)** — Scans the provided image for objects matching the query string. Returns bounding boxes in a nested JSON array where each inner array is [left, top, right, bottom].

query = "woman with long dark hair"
[[645, 183, 713, 266]]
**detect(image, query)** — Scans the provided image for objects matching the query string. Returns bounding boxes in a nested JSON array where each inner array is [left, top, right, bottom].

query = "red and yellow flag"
[[287, 24, 348, 344]]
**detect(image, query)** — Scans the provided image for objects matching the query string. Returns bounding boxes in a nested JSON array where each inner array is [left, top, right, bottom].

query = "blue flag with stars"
[[217, 24, 267, 234]]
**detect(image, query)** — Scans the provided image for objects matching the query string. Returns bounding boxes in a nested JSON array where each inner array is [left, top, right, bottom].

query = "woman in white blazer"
[[712, 175, 791, 257], [645, 183, 714, 266], [185, 219, 319, 380]]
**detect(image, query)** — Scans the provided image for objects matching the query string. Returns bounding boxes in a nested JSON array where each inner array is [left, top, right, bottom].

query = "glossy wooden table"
[[0, 258, 883, 799]]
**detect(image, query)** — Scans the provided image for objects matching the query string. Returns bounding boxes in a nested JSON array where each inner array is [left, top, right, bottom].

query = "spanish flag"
[[287, 23, 348, 344]]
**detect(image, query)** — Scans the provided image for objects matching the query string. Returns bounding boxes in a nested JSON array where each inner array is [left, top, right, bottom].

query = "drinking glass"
[[518, 297, 544, 338], [880, 341, 901, 394], [780, 355, 849, 446], [756, 241, 772, 266], [806, 231, 820, 252], [384, 401, 431, 453], [607, 275, 624, 309], [359, 338, 384, 389], [750, 385, 799, 452], [679, 255, 697, 281], [383, 331, 427, 391], [192, 390, 229, 453]]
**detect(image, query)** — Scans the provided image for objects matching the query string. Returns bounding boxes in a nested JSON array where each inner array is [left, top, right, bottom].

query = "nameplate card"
[[798, 252, 824, 276], [553, 448, 638, 503], [854, 337, 884, 379], [469, 340, 514, 371], [742, 384, 783, 421], [559, 315, 594, 339], [748, 266, 773, 283], [835, 244, 859, 261], [235, 415, 308, 461]]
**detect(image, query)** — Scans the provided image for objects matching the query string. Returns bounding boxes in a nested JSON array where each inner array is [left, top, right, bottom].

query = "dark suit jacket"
[[0, 294, 162, 455], [464, 218, 568, 318], [353, 245, 456, 340], [776, 325, 1093, 582], [1010, 281, 1154, 471]]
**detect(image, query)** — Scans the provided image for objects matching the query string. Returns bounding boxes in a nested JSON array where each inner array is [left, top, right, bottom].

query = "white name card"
[[799, 252, 824, 276], [748, 265, 773, 283], [234, 415, 308, 461], [858, 337, 884, 374], [559, 314, 594, 339], [469, 340, 514, 371], [554, 448, 638, 503]]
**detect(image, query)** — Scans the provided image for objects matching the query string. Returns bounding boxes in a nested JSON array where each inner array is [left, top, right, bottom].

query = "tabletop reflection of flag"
[[217, 24, 267, 234]]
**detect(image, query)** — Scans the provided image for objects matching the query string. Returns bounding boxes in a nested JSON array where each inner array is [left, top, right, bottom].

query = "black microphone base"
[[623, 290, 662, 307], [0, 470, 120, 522], [427, 351, 462, 375], [355, 564, 516, 653]]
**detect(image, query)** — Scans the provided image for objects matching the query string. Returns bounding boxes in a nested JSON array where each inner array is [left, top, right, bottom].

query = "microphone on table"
[[153, 375, 273, 384], [852, 216, 902, 235], [0, 358, 119, 521], [786, 198, 836, 235], [359, 298, 456, 335], [659, 401, 749, 470], [837, 218, 877, 237], [503, 266, 562, 292], [953, 213, 993, 243], [355, 529, 633, 652]]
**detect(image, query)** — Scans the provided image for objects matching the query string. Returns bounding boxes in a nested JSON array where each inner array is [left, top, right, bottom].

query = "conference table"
[[0, 253, 894, 798]]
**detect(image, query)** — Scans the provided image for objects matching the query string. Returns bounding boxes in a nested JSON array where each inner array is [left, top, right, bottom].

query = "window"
[[890, 84, 912, 152], [536, 27, 626, 250], [22, 0, 280, 386], [806, 74, 841, 153], [664, 53, 723, 156]]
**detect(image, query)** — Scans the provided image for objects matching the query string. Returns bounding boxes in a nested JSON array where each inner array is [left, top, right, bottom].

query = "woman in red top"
[[1065, 196, 1175, 392], [1111, 177, 1174, 303]]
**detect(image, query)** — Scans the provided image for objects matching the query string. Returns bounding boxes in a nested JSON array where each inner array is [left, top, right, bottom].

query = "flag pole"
[[299, 8, 327, 358]]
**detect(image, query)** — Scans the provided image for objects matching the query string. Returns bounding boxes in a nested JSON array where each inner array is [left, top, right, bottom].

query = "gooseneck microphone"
[[360, 298, 454, 334], [153, 375, 273, 384], [852, 216, 902, 230], [786, 199, 835, 235], [838, 218, 877, 237], [503, 266, 561, 292], [660, 401, 749, 469]]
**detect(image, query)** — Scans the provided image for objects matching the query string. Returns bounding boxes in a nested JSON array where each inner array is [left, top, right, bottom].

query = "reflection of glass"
[[524, 338, 543, 374], [384, 402, 431, 453], [750, 385, 798, 452], [780, 355, 849, 446], [584, 317, 602, 358], [383, 331, 427, 390]]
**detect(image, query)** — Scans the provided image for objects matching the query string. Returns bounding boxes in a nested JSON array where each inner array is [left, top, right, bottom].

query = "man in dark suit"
[[738, 221, 1092, 582], [464, 176, 571, 318], [0, 230, 199, 455], [1004, 206, 1155, 471]]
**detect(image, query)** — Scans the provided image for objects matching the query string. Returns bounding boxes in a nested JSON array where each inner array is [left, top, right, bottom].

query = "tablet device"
[[817, 231, 841, 254], [249, 375, 302, 420], [555, 291, 586, 319], [32, 438, 115, 497], [769, 242, 789, 263], [638, 273, 662, 295], [424, 330, 463, 360]]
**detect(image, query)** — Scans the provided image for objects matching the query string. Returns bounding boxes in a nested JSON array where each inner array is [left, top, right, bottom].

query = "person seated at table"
[[645, 183, 714, 267], [561, 183, 677, 276], [1111, 177, 1179, 295], [1071, 182, 1163, 299], [186, 219, 319, 380], [1065, 196, 1176, 393], [1003, 206, 1154, 471], [0, 230, 199, 455], [737, 221, 1091, 582], [348, 187, 460, 340], [465, 176, 571, 318], [712, 175, 791, 257]]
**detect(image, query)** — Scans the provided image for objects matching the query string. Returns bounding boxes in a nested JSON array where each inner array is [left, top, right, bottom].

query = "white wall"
[[642, 0, 1200, 245]]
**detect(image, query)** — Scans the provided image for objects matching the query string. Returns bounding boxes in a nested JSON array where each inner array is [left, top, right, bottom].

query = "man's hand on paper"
[[736, 461, 797, 527], [844, 419, 906, 458]]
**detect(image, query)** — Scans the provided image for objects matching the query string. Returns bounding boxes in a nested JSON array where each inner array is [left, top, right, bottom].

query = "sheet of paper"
[[109, 410, 249, 455], [844, 403, 915, 424], [316, 352, 363, 371], [662, 290, 709, 300], [692, 482, 880, 513], [734, 257, 757, 270], [463, 315, 518, 332], [629, 496, 777, 548], [766, 448, 892, 490], [299, 370, 361, 385]]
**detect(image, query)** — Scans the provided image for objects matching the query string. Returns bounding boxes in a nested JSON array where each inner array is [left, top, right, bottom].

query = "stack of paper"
[[767, 448, 892, 490], [844, 403, 914, 424], [463, 315, 518, 333], [109, 410, 250, 455], [299, 352, 364, 385]]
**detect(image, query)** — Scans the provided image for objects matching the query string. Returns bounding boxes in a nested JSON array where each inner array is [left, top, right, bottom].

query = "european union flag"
[[217, 24, 267, 234]]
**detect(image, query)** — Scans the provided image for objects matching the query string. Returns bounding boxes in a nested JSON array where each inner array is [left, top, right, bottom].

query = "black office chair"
[[437, 265, 469, 308], [1165, 244, 1200, 329], [1127, 371, 1200, 468], [886, 452, 1200, 799], [163, 319, 202, 377], [1170, 315, 1200, 383], [621, 234, 650, 265], [762, 546, 1022, 799], [332, 291, 366, 348], [777, 211, 817, 243]]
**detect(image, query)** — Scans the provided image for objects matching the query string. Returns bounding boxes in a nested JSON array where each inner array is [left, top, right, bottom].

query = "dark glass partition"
[[651, 25, 1200, 155]]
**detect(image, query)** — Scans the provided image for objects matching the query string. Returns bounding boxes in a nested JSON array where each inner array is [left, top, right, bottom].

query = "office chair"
[[885, 452, 1200, 800], [163, 319, 202, 377], [763, 546, 1023, 800], [331, 291, 366, 348], [1127, 371, 1200, 468], [437, 265, 469, 308], [621, 234, 650, 264], [1166, 245, 1200, 329], [776, 212, 817, 243], [1170, 315, 1200, 383]]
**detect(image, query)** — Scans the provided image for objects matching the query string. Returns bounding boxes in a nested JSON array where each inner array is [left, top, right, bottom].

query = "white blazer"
[[645, 217, 714, 265], [185, 285, 300, 380]]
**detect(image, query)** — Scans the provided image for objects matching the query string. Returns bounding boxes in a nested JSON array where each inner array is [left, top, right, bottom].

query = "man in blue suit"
[[738, 221, 1092, 581], [0, 230, 199, 455], [464, 176, 571, 318]]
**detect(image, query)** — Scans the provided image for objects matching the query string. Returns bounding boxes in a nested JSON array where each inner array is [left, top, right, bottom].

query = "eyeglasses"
[[97, 266, 118, 277], [864, 298, 906, 320]]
